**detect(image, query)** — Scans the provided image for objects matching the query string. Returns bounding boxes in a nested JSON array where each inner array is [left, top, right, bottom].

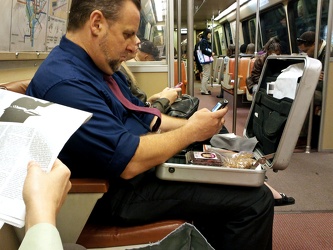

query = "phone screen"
[[212, 99, 228, 112]]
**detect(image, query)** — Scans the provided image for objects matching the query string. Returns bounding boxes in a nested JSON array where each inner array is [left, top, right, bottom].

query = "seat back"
[[212, 57, 221, 81], [246, 58, 256, 101], [237, 57, 251, 93], [222, 57, 251, 95], [222, 58, 235, 90], [214, 57, 224, 84], [227, 57, 236, 81]]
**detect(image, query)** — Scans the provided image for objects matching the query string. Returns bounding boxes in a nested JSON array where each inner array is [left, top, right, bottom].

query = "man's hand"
[[147, 87, 181, 104], [185, 107, 228, 142]]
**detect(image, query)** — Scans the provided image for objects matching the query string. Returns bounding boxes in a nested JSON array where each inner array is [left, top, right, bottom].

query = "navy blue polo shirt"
[[26, 35, 155, 178]]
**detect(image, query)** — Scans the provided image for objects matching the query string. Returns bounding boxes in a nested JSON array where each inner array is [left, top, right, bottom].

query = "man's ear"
[[90, 10, 105, 36]]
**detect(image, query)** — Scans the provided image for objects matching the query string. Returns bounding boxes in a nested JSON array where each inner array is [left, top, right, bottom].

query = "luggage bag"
[[155, 55, 322, 187]]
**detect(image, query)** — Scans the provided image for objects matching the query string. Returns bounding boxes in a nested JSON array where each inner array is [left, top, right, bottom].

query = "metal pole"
[[318, 0, 333, 151], [305, 0, 322, 153], [210, 15, 214, 87], [232, 0, 240, 133], [187, 0, 194, 96], [177, 0, 182, 83], [167, 0, 174, 87], [255, 0, 260, 54]]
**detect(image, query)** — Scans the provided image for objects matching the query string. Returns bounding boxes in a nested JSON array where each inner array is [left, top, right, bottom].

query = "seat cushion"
[[76, 219, 187, 248]]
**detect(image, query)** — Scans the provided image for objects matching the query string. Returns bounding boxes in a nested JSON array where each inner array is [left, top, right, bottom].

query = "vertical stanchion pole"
[[177, 0, 182, 84], [255, 0, 260, 54], [187, 0, 194, 96], [232, 0, 240, 133], [305, 0, 323, 153], [210, 16, 214, 87], [167, 0, 174, 87]]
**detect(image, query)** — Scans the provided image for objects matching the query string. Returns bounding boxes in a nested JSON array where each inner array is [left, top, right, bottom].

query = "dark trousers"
[[92, 171, 274, 250]]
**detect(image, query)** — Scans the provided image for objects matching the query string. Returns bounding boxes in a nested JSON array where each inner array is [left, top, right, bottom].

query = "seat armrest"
[[69, 178, 109, 193], [56, 179, 109, 243], [0, 80, 31, 94]]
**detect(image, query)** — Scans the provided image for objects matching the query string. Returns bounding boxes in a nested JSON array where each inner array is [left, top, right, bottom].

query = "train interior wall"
[[322, 61, 333, 150]]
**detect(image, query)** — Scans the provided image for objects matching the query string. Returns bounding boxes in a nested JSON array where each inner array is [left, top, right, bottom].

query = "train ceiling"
[[175, 0, 235, 30]]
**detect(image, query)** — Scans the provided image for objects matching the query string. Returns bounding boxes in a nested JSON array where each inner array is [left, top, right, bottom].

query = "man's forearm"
[[159, 114, 188, 131], [120, 125, 195, 179]]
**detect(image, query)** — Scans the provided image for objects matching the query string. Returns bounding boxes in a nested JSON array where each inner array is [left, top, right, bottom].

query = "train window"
[[288, 0, 330, 54], [242, 20, 251, 45], [242, 18, 263, 52], [224, 22, 234, 47], [320, 0, 331, 46], [132, 0, 167, 63], [292, 0, 317, 38], [260, 5, 290, 54], [214, 30, 222, 56]]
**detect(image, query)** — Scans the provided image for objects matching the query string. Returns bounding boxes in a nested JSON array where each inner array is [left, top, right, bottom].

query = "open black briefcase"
[[156, 55, 322, 187]]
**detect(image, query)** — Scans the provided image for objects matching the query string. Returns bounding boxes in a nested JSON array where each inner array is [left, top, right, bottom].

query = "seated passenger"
[[26, 1, 274, 249], [246, 37, 281, 94], [245, 43, 255, 55], [128, 40, 160, 61], [239, 43, 248, 56]]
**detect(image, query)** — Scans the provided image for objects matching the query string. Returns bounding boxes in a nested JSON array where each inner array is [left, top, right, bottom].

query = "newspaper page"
[[0, 89, 92, 228]]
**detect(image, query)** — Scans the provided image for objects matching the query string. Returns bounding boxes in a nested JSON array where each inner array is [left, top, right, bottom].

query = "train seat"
[[213, 57, 224, 84], [221, 57, 235, 90], [71, 179, 187, 249], [222, 57, 251, 95], [1, 79, 187, 249], [237, 57, 251, 94], [245, 58, 256, 101]]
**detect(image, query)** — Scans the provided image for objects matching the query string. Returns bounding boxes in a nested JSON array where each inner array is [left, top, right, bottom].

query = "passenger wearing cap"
[[131, 40, 160, 61], [297, 31, 326, 62]]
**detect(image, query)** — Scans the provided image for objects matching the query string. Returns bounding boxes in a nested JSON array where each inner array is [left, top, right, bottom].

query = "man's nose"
[[128, 37, 140, 53]]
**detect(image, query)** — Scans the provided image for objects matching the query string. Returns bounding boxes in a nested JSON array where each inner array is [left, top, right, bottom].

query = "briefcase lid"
[[243, 55, 322, 171]]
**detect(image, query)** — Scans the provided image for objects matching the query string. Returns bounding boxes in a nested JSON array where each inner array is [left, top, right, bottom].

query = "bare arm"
[[159, 114, 188, 131], [120, 107, 228, 179]]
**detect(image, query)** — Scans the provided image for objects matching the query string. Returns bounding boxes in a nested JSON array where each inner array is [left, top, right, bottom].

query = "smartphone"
[[211, 99, 228, 112], [174, 82, 183, 88]]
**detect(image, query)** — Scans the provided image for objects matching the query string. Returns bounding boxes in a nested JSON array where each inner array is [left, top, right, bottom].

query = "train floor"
[[193, 79, 333, 249]]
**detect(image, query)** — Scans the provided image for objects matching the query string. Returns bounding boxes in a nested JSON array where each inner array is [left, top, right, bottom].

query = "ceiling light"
[[214, 0, 250, 21], [154, 0, 166, 22]]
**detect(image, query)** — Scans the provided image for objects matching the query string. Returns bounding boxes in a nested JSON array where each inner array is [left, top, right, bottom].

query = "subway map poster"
[[0, 0, 68, 52]]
